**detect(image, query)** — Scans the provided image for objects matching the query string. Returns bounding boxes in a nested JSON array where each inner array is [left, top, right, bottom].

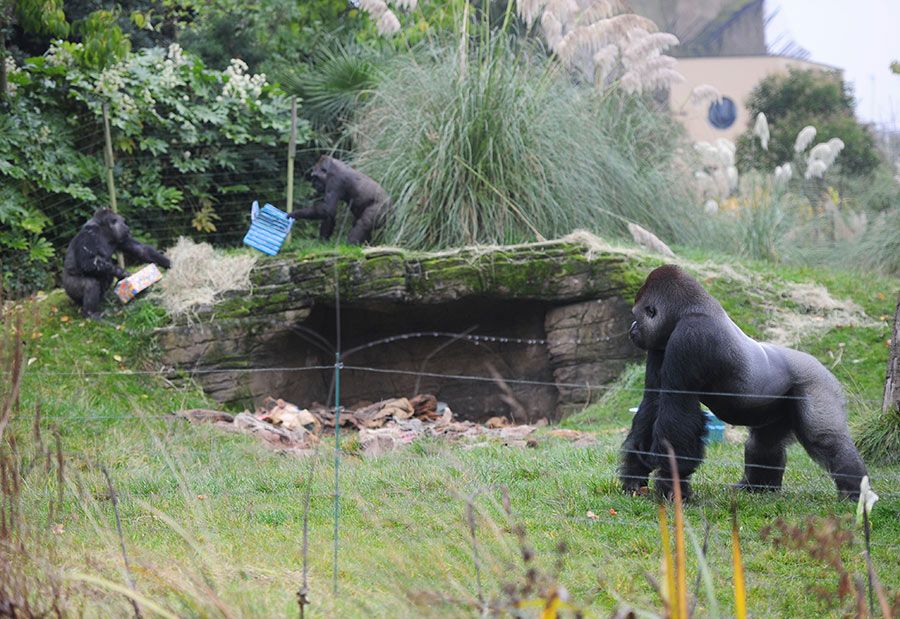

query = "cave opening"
[[251, 298, 561, 422]]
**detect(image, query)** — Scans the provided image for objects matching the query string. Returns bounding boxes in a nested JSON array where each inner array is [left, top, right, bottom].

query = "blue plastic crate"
[[243, 201, 293, 255], [703, 410, 726, 444], [628, 406, 726, 444]]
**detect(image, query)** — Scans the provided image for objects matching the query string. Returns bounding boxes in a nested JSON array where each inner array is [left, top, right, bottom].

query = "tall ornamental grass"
[[350, 38, 702, 249]]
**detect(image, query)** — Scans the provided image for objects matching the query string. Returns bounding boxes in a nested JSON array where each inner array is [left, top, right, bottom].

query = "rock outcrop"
[[155, 238, 656, 420]]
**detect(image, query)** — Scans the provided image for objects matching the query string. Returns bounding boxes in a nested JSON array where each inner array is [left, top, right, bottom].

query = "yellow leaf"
[[113, 354, 123, 362]]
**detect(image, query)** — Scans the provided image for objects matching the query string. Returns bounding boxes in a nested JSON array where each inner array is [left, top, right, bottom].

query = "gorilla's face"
[[96, 210, 130, 243], [309, 156, 330, 193], [629, 298, 662, 350]]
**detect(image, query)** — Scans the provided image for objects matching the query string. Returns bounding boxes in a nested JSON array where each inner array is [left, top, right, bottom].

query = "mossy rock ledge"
[[155, 239, 656, 420]]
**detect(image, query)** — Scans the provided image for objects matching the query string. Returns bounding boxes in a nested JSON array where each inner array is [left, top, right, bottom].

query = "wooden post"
[[285, 96, 298, 243], [101, 103, 124, 270], [883, 291, 900, 414]]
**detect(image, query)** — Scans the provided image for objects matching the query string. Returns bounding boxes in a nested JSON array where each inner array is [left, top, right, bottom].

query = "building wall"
[[669, 56, 840, 143], [627, 0, 766, 57]]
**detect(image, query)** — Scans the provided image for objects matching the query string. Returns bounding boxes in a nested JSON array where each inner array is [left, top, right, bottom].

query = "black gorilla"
[[289, 155, 390, 245], [62, 209, 171, 318], [621, 265, 868, 500]]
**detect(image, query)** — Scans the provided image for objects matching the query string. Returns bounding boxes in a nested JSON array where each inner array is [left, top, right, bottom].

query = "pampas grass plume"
[[377, 10, 401, 36], [805, 159, 828, 179], [794, 125, 817, 153], [754, 112, 769, 151], [690, 84, 722, 106]]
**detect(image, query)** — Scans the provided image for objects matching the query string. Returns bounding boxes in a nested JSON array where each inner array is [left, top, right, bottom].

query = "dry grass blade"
[[657, 503, 676, 618], [664, 443, 688, 619], [63, 573, 179, 619], [731, 503, 747, 619]]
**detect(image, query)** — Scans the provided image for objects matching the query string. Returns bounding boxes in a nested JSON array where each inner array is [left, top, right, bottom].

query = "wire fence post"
[[101, 102, 124, 270], [285, 96, 297, 244], [332, 350, 342, 597]]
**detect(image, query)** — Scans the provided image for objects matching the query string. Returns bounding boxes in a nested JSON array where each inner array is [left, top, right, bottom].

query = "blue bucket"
[[243, 201, 293, 256]]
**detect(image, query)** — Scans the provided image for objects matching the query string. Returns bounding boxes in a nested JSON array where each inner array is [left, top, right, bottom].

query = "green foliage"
[[177, 0, 349, 72], [75, 9, 131, 69], [276, 38, 385, 141], [11, 0, 68, 37], [736, 69, 880, 176], [352, 37, 699, 249], [0, 42, 309, 297]]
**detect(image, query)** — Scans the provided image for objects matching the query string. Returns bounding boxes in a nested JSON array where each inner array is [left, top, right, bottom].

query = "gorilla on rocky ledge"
[[62, 209, 171, 318], [620, 264, 868, 500]]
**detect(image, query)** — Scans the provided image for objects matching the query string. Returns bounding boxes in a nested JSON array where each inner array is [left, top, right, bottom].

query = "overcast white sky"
[[765, 0, 899, 127]]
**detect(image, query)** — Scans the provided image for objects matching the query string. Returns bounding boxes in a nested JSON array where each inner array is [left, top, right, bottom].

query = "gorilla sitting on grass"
[[62, 209, 170, 318], [621, 265, 868, 500]]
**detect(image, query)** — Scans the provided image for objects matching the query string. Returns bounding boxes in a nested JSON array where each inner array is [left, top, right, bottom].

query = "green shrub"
[[855, 404, 900, 465], [351, 37, 701, 249], [735, 69, 880, 176]]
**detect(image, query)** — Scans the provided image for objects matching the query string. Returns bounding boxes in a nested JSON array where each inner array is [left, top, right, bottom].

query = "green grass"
[[5, 256, 900, 617]]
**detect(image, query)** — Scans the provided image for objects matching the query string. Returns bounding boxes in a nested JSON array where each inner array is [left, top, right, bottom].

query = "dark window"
[[708, 96, 737, 129]]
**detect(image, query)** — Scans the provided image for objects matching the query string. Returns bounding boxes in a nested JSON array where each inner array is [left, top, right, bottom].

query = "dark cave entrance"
[[251, 299, 560, 422]]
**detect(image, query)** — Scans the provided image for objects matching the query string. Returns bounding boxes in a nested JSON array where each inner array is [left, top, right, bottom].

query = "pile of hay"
[[764, 283, 878, 346], [155, 237, 257, 317]]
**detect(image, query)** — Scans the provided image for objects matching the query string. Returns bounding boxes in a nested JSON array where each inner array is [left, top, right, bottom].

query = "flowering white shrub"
[[222, 58, 267, 104]]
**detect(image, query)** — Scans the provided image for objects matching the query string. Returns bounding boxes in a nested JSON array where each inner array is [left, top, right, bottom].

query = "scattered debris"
[[167, 407, 316, 456], [257, 397, 322, 435], [170, 394, 599, 457]]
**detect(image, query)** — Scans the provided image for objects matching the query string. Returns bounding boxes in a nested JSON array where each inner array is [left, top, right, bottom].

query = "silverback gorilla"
[[289, 155, 390, 245], [621, 265, 867, 500], [62, 209, 171, 318]]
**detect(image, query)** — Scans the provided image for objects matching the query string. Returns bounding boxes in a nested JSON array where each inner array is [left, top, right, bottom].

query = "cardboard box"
[[114, 263, 163, 303]]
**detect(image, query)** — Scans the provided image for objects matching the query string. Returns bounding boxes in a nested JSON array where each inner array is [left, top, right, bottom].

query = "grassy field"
[[3, 250, 899, 617]]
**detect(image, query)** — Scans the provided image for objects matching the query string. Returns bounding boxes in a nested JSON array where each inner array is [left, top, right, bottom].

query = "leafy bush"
[[351, 38, 700, 249], [0, 42, 307, 297]]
